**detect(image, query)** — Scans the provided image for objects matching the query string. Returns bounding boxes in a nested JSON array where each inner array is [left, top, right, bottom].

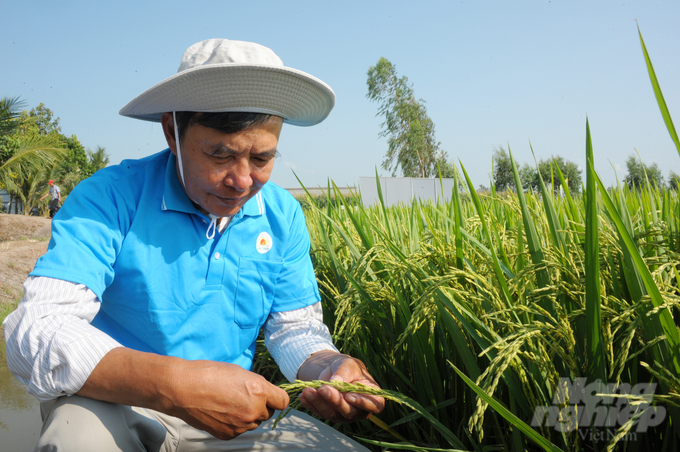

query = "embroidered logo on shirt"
[[256, 232, 273, 254]]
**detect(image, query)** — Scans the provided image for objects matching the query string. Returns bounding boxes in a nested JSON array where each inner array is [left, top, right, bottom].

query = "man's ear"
[[161, 112, 178, 156]]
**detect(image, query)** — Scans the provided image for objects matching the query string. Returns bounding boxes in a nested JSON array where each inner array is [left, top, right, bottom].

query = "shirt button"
[[214, 252, 221, 260]]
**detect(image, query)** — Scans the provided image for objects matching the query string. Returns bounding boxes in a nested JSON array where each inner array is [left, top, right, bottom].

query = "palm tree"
[[1, 97, 22, 136], [0, 97, 66, 212], [3, 164, 47, 215], [87, 146, 110, 172]]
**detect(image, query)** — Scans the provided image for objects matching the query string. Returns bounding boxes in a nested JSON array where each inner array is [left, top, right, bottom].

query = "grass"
[[0, 283, 21, 325]]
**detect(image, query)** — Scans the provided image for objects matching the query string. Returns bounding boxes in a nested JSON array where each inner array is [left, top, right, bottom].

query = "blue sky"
[[2, 0, 679, 190]]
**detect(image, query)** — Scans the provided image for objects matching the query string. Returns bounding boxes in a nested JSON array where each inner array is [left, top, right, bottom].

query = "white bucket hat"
[[119, 39, 335, 126]]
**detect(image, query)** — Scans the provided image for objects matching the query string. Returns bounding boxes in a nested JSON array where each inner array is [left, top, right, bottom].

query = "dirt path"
[[0, 214, 52, 308]]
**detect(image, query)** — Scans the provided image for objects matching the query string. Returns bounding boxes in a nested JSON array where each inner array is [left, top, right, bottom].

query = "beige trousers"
[[36, 396, 371, 451]]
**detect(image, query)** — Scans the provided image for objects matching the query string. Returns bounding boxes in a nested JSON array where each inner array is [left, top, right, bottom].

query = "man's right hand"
[[77, 347, 289, 440], [167, 360, 289, 439]]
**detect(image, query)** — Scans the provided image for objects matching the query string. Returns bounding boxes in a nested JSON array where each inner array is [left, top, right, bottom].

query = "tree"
[[25, 102, 62, 136], [518, 163, 536, 192], [492, 146, 582, 194], [88, 146, 110, 175], [53, 142, 110, 195], [0, 97, 66, 210], [624, 155, 664, 189], [55, 135, 91, 177], [527, 156, 582, 194], [21, 105, 99, 195], [492, 147, 514, 191], [1, 99, 109, 214], [435, 153, 456, 178], [3, 163, 48, 215], [367, 57, 446, 178], [669, 170, 680, 190]]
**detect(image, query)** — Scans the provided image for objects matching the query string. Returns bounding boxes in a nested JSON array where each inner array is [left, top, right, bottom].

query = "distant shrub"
[[295, 194, 359, 210]]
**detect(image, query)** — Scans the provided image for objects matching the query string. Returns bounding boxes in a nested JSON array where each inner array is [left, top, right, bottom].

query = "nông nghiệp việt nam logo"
[[531, 378, 665, 440]]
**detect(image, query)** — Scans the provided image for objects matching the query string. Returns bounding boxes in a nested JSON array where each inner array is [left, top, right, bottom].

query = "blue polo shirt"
[[30, 149, 321, 370]]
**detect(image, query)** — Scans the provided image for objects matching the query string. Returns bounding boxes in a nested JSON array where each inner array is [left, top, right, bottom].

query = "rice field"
[[285, 28, 680, 451]]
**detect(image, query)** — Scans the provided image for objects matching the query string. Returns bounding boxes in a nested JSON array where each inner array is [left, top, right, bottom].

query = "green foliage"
[[293, 174, 680, 451], [493, 146, 582, 194], [638, 23, 680, 158], [526, 155, 582, 194], [0, 296, 21, 325], [493, 146, 515, 191], [624, 154, 664, 189], [259, 26, 680, 452], [367, 57, 447, 178], [0, 97, 25, 165], [0, 98, 66, 210], [0, 97, 24, 137], [54, 134, 93, 188], [0, 99, 110, 214], [0, 282, 22, 325], [436, 155, 456, 178], [0, 135, 20, 167], [295, 193, 358, 211], [669, 170, 680, 190], [88, 146, 110, 173], [22, 102, 62, 136]]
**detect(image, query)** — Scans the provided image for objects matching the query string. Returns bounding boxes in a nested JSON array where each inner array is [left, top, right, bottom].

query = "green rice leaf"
[[584, 119, 607, 385], [450, 364, 564, 452], [508, 145, 555, 320], [276, 380, 467, 449], [452, 167, 465, 271], [593, 164, 680, 374], [459, 159, 515, 313], [357, 438, 472, 451], [531, 143, 566, 254], [638, 24, 680, 157]]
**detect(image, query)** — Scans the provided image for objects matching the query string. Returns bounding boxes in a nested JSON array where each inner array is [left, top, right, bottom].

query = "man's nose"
[[225, 158, 252, 192]]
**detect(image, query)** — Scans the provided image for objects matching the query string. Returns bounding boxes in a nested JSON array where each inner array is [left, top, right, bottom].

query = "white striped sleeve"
[[264, 302, 339, 382], [2, 276, 121, 402]]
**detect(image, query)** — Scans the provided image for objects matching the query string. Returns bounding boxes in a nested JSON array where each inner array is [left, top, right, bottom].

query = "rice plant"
[[253, 27, 680, 451], [298, 155, 680, 451], [270, 28, 680, 452]]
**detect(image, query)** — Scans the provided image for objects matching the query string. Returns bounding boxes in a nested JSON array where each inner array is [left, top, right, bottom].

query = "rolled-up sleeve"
[[3, 276, 121, 401], [264, 302, 338, 382]]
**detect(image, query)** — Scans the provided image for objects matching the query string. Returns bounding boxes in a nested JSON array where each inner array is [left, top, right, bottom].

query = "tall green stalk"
[[584, 118, 607, 387]]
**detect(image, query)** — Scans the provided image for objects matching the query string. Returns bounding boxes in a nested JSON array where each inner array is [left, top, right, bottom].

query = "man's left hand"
[[296, 351, 385, 423]]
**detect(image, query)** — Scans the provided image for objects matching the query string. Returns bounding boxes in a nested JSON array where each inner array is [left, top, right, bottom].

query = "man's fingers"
[[266, 383, 290, 411], [343, 392, 385, 415], [300, 386, 361, 423], [319, 385, 359, 419], [299, 393, 325, 420], [255, 406, 276, 422]]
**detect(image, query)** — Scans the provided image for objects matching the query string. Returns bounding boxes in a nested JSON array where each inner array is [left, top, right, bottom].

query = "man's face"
[[163, 113, 283, 217]]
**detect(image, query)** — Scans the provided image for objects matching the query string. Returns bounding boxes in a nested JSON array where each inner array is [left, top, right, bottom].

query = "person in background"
[[39, 179, 61, 218], [4, 39, 384, 451]]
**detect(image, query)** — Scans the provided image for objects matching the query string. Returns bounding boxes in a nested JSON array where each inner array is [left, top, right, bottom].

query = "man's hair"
[[174, 112, 272, 144]]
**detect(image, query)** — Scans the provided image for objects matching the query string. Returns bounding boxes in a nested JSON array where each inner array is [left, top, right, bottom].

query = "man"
[[39, 179, 61, 218], [4, 39, 384, 451]]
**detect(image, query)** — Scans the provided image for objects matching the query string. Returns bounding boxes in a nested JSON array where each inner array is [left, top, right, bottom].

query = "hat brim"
[[119, 64, 335, 127]]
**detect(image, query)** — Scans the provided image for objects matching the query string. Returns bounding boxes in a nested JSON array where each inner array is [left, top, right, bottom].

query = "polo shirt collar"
[[161, 151, 197, 215], [240, 189, 266, 218], [160, 150, 266, 219]]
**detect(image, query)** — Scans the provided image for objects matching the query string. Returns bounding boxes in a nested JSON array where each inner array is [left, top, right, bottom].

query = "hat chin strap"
[[173, 111, 219, 240], [173, 111, 187, 187]]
